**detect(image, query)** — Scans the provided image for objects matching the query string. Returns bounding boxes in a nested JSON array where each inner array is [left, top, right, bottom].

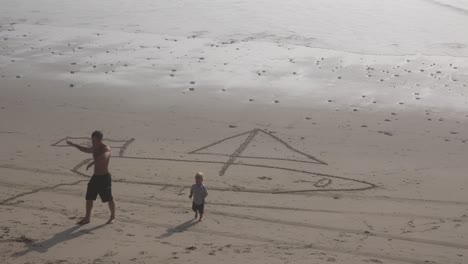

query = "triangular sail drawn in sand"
[[189, 129, 327, 176]]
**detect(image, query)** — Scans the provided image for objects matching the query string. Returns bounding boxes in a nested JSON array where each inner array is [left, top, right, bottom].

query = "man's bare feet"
[[198, 218, 203, 222], [106, 217, 115, 224], [77, 218, 90, 225]]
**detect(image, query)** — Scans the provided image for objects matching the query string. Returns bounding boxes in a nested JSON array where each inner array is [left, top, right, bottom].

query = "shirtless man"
[[67, 130, 115, 225]]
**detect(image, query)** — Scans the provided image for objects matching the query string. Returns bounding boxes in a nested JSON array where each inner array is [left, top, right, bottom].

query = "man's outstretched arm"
[[66, 140, 93, 153]]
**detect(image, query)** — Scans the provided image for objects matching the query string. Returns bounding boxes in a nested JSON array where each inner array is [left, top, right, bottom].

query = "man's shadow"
[[158, 218, 199, 239], [13, 223, 107, 257]]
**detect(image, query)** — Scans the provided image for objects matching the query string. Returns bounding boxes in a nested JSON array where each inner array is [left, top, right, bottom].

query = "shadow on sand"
[[13, 223, 107, 257], [158, 218, 199, 239]]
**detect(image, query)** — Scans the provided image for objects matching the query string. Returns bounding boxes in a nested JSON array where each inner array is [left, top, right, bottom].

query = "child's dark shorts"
[[192, 202, 204, 214], [86, 174, 113, 203]]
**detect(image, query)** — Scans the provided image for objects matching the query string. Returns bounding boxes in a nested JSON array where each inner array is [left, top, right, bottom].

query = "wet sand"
[[1, 1, 468, 263]]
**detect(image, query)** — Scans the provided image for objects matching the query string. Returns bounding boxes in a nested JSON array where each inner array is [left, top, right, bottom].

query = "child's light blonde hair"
[[195, 172, 204, 180]]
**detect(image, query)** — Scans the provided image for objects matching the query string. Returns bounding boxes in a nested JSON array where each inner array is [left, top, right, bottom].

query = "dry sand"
[[1, 0, 468, 263]]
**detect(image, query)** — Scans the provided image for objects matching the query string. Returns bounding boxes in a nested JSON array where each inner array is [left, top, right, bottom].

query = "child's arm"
[[189, 186, 193, 198], [204, 186, 208, 198]]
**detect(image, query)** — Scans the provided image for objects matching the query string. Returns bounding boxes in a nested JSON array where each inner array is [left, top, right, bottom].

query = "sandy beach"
[[1, 0, 468, 263]]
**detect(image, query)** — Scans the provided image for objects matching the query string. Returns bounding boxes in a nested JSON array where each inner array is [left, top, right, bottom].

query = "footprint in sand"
[[274, 100, 280, 103], [378, 131, 393, 136], [186, 246, 197, 251], [69, 84, 75, 88]]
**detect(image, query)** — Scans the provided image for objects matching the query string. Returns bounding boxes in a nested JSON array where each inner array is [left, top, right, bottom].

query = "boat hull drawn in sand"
[[52, 129, 376, 194]]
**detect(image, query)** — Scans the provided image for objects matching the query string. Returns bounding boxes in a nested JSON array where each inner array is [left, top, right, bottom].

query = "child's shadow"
[[158, 219, 199, 239], [13, 223, 107, 257]]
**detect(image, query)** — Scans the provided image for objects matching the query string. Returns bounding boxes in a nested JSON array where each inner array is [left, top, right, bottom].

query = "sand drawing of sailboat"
[[52, 129, 376, 194]]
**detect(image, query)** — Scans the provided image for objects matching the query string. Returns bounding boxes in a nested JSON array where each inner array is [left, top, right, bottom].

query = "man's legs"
[[77, 200, 93, 225], [106, 200, 116, 224]]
